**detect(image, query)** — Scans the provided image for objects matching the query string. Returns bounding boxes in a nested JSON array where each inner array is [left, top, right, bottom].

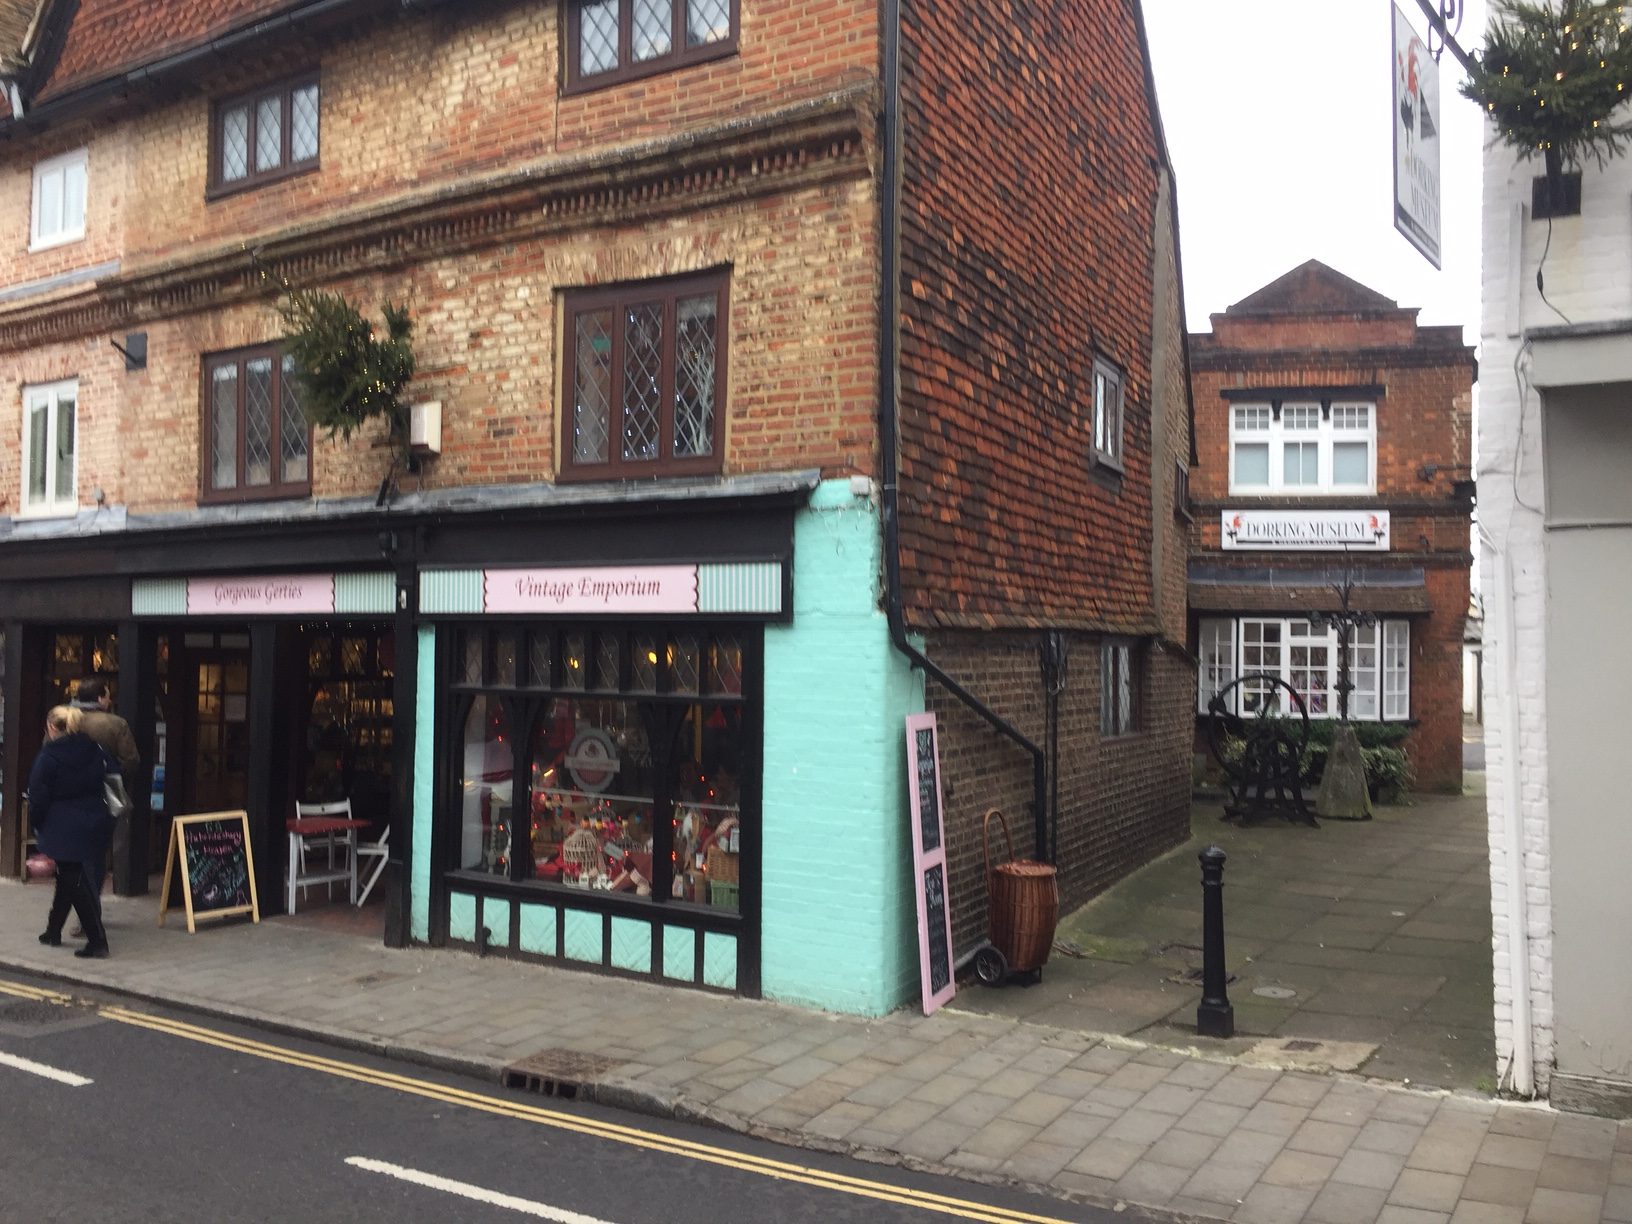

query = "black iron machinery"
[[1205, 674, 1317, 827]]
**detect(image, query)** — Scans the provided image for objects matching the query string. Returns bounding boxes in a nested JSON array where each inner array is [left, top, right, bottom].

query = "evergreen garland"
[[1460, 0, 1632, 177], [276, 284, 416, 442]]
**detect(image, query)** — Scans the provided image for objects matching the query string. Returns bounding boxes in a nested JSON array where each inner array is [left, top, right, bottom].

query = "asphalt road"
[[0, 970, 1165, 1224]]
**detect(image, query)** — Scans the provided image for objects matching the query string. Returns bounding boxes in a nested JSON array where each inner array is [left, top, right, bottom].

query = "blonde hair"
[[45, 705, 83, 735]]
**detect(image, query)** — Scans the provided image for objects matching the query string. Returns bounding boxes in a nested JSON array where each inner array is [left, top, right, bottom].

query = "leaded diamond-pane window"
[[212, 74, 320, 194], [244, 357, 274, 486], [622, 302, 663, 462], [687, 0, 731, 45], [221, 106, 250, 182], [290, 85, 320, 162], [674, 293, 717, 458], [573, 308, 613, 464], [280, 355, 310, 485], [562, 271, 728, 480], [579, 0, 619, 74], [632, 0, 673, 61], [203, 345, 312, 502], [567, 0, 738, 91], [210, 366, 238, 492]]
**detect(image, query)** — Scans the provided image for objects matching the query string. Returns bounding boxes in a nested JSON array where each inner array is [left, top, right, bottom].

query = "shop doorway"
[[181, 637, 251, 814]]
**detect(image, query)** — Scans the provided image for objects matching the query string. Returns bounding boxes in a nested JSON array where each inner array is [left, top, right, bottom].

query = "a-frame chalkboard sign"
[[906, 713, 956, 1015], [158, 810, 261, 933]]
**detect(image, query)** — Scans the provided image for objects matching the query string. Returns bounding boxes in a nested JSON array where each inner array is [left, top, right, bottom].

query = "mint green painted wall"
[[760, 479, 923, 1015], [412, 625, 436, 942]]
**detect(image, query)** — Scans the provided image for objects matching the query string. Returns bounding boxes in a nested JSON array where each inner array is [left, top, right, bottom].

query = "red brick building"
[[0, 0, 1194, 1011], [1188, 262, 1476, 792]]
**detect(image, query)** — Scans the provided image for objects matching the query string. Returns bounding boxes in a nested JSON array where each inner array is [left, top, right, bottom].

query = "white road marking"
[[0, 1050, 92, 1087], [346, 1157, 619, 1223]]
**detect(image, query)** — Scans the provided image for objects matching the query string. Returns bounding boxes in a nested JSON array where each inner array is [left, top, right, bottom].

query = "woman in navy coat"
[[29, 705, 114, 957]]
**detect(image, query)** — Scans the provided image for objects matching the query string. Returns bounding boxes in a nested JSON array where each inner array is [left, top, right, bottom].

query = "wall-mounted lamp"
[[111, 332, 146, 372]]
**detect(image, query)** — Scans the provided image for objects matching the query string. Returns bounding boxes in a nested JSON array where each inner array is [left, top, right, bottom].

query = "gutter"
[[1480, 523, 1535, 1098], [877, 0, 1049, 862]]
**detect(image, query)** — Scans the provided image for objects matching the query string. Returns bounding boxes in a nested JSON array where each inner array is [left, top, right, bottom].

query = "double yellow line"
[[1, 977, 1080, 1224]]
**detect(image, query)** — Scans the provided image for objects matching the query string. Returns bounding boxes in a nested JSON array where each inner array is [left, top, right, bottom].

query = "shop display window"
[[301, 628, 395, 826], [451, 624, 753, 912]]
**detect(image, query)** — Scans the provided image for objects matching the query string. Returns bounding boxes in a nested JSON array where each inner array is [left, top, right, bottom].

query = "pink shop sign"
[[187, 574, 335, 615], [484, 566, 699, 615]]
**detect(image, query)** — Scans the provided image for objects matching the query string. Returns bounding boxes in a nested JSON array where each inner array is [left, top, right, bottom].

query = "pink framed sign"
[[187, 574, 335, 615], [484, 566, 699, 614], [906, 713, 956, 1015]]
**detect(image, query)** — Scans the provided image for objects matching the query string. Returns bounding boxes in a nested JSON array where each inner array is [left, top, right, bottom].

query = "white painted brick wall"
[[1478, 124, 1632, 1092]]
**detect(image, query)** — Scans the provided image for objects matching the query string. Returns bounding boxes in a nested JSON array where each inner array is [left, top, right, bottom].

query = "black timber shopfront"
[[0, 475, 809, 982]]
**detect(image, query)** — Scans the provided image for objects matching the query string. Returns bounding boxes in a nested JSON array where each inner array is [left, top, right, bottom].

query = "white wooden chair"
[[287, 798, 361, 914], [355, 824, 390, 907]]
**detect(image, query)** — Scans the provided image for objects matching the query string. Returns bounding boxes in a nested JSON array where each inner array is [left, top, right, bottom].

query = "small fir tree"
[[276, 286, 416, 443], [1460, 0, 1632, 183]]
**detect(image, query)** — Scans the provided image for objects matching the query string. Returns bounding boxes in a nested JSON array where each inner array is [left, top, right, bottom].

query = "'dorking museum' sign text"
[[1221, 510, 1391, 552]]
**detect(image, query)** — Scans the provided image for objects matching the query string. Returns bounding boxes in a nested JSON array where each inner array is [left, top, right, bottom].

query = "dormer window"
[[565, 0, 738, 93], [210, 74, 320, 196]]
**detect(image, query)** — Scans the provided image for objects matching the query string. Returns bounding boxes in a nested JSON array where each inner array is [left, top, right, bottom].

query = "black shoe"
[[73, 944, 108, 959], [37, 931, 61, 947]]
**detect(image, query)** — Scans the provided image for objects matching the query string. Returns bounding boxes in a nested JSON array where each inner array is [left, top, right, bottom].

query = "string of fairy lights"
[[1461, 1, 1632, 171]]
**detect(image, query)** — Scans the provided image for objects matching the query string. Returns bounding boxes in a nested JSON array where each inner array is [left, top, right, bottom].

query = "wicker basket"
[[705, 842, 740, 885], [983, 808, 1058, 973]]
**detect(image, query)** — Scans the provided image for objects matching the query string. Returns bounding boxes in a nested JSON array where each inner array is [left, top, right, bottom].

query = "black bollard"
[[1197, 845, 1234, 1038]]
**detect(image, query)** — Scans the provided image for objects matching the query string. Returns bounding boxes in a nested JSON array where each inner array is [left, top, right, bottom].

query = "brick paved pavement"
[[0, 877, 1624, 1223]]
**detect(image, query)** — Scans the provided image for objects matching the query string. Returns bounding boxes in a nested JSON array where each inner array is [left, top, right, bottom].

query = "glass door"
[[190, 647, 250, 812]]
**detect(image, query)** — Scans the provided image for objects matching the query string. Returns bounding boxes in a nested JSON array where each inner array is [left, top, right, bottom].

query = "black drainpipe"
[[877, 0, 1050, 863]]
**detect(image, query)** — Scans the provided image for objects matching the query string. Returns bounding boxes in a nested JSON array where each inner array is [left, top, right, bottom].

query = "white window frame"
[[1197, 615, 1409, 722], [30, 148, 88, 251], [1090, 359, 1124, 471], [1228, 401, 1376, 496], [20, 378, 78, 518]]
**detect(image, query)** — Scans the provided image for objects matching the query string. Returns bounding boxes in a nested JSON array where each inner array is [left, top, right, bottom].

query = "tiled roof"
[[35, 0, 301, 103], [1223, 259, 1402, 317], [0, 0, 38, 72]]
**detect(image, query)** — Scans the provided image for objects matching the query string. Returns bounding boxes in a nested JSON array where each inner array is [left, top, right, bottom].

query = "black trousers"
[[45, 861, 107, 949]]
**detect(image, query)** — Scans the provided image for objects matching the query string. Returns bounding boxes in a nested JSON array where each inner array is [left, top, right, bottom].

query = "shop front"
[[0, 520, 409, 920], [418, 560, 781, 995]]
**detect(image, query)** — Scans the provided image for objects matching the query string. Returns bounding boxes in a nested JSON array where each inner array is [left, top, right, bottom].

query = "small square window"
[[31, 149, 87, 250], [210, 74, 319, 196], [1090, 359, 1124, 470]]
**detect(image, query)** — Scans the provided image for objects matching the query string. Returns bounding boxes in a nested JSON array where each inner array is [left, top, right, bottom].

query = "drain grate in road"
[[502, 1048, 622, 1099], [0, 1000, 69, 1026]]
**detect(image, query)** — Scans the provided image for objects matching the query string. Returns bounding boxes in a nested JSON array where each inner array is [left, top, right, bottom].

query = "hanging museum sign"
[[1392, 4, 1442, 268], [1221, 509, 1391, 552]]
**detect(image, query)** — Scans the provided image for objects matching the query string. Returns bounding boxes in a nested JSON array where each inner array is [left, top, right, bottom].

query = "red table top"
[[286, 816, 371, 834]]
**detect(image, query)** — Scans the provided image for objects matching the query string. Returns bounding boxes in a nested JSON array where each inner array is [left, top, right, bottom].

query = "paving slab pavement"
[[958, 788, 1495, 1094], [0, 856, 1623, 1223]]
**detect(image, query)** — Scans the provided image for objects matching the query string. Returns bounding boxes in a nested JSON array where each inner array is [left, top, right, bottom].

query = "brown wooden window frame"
[[208, 72, 321, 198], [1101, 637, 1143, 739], [560, 270, 729, 482], [563, 0, 740, 95], [200, 344, 314, 504]]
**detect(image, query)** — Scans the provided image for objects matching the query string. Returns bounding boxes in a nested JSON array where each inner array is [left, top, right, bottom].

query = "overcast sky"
[[1143, 1, 1490, 342]]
